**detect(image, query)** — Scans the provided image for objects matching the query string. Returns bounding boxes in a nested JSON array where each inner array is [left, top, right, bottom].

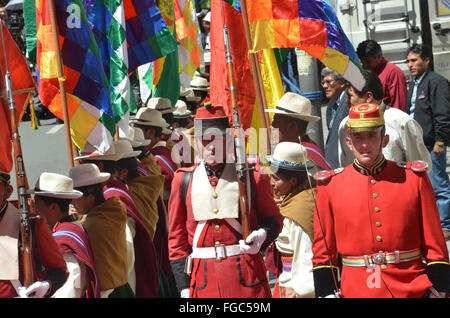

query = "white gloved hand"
[[239, 228, 267, 255], [17, 281, 51, 298], [180, 288, 190, 298]]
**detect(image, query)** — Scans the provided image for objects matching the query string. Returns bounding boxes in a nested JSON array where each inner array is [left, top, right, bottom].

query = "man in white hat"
[[0, 171, 68, 298], [172, 100, 193, 129], [180, 88, 202, 117], [75, 141, 159, 297], [114, 140, 178, 298], [266, 92, 331, 173], [32, 172, 99, 298], [171, 100, 196, 168], [131, 107, 179, 205], [190, 76, 209, 107], [266, 142, 316, 298], [70, 163, 132, 298], [103, 140, 161, 298], [146, 97, 175, 129]]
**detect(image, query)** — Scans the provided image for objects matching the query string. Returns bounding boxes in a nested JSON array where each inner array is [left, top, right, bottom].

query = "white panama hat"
[[185, 89, 201, 102], [265, 142, 315, 171], [119, 126, 151, 148], [69, 163, 111, 188], [30, 172, 83, 199], [130, 107, 172, 134], [173, 100, 192, 118], [145, 97, 174, 114], [74, 143, 122, 161], [190, 76, 209, 92], [113, 139, 141, 159], [265, 92, 320, 122]]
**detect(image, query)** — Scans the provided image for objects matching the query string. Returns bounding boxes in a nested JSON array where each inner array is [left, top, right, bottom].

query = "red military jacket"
[[312, 158, 450, 298], [0, 202, 68, 297], [168, 160, 282, 298]]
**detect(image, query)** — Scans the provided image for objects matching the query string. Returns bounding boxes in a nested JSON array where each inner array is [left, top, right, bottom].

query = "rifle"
[[0, 21, 36, 288], [221, 1, 252, 239]]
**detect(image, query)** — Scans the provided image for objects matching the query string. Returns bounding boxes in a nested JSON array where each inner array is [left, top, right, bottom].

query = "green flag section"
[[23, 0, 37, 64], [86, 0, 134, 135]]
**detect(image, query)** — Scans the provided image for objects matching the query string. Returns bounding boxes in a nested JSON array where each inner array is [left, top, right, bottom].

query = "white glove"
[[17, 281, 51, 298], [180, 288, 190, 298], [324, 294, 337, 298], [239, 228, 267, 255]]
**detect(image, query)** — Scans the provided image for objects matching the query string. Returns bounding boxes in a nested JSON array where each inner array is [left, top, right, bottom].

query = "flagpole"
[[48, 0, 75, 168], [238, 0, 272, 153]]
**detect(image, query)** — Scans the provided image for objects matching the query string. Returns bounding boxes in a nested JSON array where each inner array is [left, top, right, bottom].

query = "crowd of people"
[[0, 6, 449, 299]]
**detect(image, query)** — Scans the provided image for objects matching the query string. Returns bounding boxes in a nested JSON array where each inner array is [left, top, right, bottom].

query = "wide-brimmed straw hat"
[[190, 76, 209, 92], [265, 92, 320, 122], [185, 89, 201, 102], [30, 172, 82, 199], [74, 143, 122, 162], [119, 126, 151, 148], [130, 107, 172, 134], [145, 97, 174, 114], [265, 142, 315, 171], [69, 163, 111, 188], [174, 100, 192, 118], [113, 139, 141, 159]]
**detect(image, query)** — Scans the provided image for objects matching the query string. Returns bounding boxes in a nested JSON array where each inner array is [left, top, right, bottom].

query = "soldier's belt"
[[184, 244, 242, 274], [342, 248, 422, 267]]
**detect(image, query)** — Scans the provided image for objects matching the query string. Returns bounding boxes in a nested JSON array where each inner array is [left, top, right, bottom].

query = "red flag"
[[210, 0, 255, 131], [0, 20, 35, 173]]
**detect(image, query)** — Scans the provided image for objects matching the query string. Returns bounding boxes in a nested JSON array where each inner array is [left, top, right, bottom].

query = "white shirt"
[[338, 105, 432, 170], [275, 217, 315, 298], [52, 253, 87, 298]]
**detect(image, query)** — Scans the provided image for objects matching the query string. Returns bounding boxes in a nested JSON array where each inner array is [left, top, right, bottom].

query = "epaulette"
[[396, 160, 428, 172], [313, 167, 344, 181]]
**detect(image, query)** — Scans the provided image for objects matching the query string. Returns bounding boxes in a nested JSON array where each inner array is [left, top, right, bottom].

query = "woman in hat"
[[267, 142, 316, 298], [32, 172, 99, 298]]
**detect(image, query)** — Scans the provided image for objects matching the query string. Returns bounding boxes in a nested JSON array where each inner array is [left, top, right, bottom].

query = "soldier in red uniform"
[[0, 171, 68, 298], [312, 103, 450, 298], [168, 105, 282, 298]]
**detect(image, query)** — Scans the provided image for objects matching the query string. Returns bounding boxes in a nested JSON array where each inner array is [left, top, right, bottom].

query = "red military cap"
[[347, 103, 385, 132], [194, 105, 230, 137]]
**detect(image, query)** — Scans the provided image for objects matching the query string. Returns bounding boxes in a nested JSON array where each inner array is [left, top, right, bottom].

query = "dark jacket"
[[406, 70, 450, 148], [325, 90, 349, 169]]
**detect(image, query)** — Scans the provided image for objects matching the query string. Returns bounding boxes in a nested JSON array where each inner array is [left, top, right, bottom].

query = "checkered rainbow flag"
[[175, 0, 203, 88], [245, 0, 365, 90], [84, 0, 178, 136], [36, 0, 114, 153]]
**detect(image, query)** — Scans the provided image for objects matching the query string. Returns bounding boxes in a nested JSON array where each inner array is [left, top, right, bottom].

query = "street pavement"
[[9, 118, 71, 200]]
